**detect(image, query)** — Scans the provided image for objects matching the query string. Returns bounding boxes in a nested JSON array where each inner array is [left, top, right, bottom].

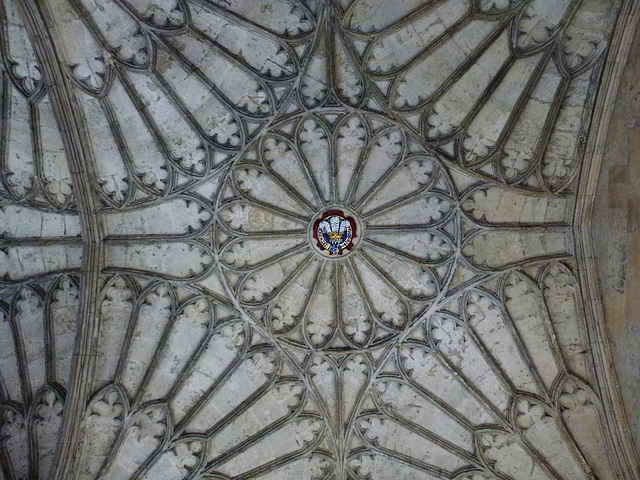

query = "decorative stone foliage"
[[0, 0, 638, 479], [0, 0, 74, 209], [0, 276, 80, 478], [217, 112, 459, 350]]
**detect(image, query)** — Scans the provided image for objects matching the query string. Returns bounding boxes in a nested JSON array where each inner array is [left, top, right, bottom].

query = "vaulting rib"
[[0, 0, 638, 479]]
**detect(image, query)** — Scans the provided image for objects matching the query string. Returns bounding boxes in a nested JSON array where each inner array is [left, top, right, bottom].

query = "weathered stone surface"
[[0, 0, 638, 479], [594, 18, 640, 459]]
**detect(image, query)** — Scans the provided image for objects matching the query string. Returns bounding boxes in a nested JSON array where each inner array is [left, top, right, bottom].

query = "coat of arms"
[[312, 210, 358, 256]]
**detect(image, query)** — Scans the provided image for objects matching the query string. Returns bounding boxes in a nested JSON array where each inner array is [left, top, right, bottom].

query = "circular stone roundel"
[[216, 111, 460, 351]]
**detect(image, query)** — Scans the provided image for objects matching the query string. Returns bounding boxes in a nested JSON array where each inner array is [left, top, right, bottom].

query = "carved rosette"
[[216, 111, 460, 350]]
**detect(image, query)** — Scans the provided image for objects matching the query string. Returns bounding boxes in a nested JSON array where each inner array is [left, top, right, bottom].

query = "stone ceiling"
[[0, 0, 639, 479]]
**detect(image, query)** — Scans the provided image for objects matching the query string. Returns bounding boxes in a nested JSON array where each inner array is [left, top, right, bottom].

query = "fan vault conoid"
[[0, 0, 639, 479]]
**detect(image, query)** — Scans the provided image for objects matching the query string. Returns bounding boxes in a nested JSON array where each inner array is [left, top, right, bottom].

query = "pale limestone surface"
[[594, 19, 640, 459], [0, 0, 638, 479]]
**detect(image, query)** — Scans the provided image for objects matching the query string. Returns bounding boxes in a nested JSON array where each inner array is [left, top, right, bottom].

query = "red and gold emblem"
[[312, 210, 358, 256]]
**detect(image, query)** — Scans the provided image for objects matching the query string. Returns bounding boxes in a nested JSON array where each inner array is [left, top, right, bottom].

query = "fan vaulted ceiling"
[[0, 0, 639, 479]]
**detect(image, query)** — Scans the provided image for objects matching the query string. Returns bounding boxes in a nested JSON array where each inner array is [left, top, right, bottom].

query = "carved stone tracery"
[[0, 0, 638, 479]]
